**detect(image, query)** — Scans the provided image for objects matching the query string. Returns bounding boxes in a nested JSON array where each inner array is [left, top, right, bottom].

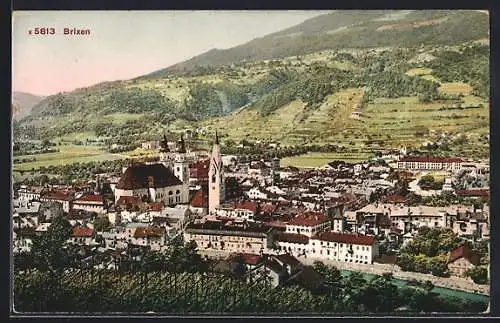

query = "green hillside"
[[13, 10, 490, 172], [147, 10, 488, 76]]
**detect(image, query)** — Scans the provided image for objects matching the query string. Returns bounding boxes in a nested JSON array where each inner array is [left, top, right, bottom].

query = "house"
[[275, 232, 310, 257], [72, 194, 106, 214], [189, 159, 210, 185], [397, 156, 463, 171], [190, 185, 209, 216], [69, 226, 96, 246], [114, 163, 189, 206], [13, 227, 36, 253], [214, 201, 258, 221], [247, 187, 268, 200], [248, 257, 287, 287], [248, 161, 271, 177], [184, 221, 273, 254], [284, 211, 330, 237], [17, 185, 46, 201], [131, 226, 168, 251], [447, 245, 480, 277], [309, 231, 379, 264], [40, 190, 74, 213]]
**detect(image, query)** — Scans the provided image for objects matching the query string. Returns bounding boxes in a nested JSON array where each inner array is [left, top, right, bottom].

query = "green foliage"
[[93, 216, 111, 232], [429, 44, 489, 98], [465, 266, 488, 285], [396, 227, 465, 276], [26, 215, 81, 273], [13, 267, 488, 313], [418, 174, 444, 190]]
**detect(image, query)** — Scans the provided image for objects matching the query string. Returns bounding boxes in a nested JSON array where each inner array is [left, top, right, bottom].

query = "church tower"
[[173, 135, 190, 184], [208, 131, 225, 213]]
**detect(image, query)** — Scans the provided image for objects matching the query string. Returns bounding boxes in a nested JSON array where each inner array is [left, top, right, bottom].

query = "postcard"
[[11, 10, 490, 316]]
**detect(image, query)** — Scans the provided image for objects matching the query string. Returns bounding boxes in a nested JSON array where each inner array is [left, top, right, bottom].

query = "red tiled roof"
[[116, 163, 182, 190], [116, 196, 141, 206], [400, 156, 464, 163], [191, 188, 208, 208], [221, 201, 258, 213], [74, 194, 104, 204], [133, 227, 166, 238], [447, 245, 480, 266], [261, 203, 278, 214], [455, 189, 489, 197], [287, 211, 328, 227], [265, 220, 287, 229], [71, 227, 94, 238], [313, 232, 376, 246], [149, 202, 164, 212], [189, 159, 210, 180], [277, 232, 309, 244], [235, 253, 262, 266], [384, 195, 408, 204], [41, 190, 73, 201]]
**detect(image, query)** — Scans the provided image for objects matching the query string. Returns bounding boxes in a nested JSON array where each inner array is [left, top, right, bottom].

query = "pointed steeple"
[[214, 130, 219, 145], [178, 134, 186, 153]]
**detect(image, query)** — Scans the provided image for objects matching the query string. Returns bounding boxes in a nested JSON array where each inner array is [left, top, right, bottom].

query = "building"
[[72, 194, 107, 214], [189, 159, 210, 186], [184, 221, 273, 254], [214, 201, 258, 221], [247, 187, 268, 200], [447, 245, 480, 277], [397, 156, 463, 171], [17, 185, 46, 201], [208, 132, 225, 213], [284, 211, 331, 238], [68, 227, 96, 246], [131, 226, 168, 251], [40, 190, 74, 213], [114, 163, 189, 206], [141, 140, 160, 150], [309, 232, 379, 264]]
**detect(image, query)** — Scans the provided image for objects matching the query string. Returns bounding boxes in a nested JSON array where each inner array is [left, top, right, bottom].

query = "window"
[[169, 191, 173, 195], [340, 244, 343, 247]]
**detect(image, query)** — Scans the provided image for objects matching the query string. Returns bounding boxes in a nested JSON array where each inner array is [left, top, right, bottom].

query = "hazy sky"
[[12, 11, 329, 96]]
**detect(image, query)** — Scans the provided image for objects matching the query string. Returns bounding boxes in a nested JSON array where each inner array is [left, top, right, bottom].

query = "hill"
[[145, 10, 488, 77], [13, 10, 489, 171], [12, 91, 44, 120]]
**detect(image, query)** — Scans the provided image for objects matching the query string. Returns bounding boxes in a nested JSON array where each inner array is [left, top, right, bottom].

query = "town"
[[12, 131, 490, 301]]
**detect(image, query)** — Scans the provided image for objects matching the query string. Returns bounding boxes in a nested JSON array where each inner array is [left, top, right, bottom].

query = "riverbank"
[[299, 256, 490, 296], [198, 249, 489, 296]]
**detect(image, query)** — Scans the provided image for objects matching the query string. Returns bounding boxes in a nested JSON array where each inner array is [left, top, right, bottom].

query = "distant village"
[[12, 132, 490, 289]]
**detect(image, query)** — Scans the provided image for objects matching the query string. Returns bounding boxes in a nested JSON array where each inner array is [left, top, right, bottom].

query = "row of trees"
[[395, 227, 485, 277]]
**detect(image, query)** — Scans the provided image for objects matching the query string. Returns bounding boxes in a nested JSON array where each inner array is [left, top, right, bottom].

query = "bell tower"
[[208, 130, 225, 213]]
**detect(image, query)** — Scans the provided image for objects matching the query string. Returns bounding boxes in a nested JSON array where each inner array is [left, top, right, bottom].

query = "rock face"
[[12, 91, 44, 120]]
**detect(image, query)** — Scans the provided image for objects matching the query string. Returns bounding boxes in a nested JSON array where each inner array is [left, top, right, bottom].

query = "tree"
[[93, 216, 111, 232], [465, 266, 488, 284], [29, 215, 79, 273]]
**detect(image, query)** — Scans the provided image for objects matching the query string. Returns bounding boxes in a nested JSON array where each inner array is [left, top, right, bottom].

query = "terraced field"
[[12, 145, 124, 171]]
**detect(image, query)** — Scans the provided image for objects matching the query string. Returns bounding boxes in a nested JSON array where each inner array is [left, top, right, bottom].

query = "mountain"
[[15, 9, 489, 160], [12, 91, 44, 120], [145, 10, 488, 77]]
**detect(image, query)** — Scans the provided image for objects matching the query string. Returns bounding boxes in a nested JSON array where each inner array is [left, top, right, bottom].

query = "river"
[[339, 270, 489, 303]]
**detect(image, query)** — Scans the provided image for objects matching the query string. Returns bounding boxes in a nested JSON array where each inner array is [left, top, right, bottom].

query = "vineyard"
[[13, 269, 488, 314]]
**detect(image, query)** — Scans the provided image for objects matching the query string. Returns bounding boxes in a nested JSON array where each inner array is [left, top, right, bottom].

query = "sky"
[[12, 11, 329, 96]]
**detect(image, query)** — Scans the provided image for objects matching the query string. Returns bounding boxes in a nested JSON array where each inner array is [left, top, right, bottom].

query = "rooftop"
[[312, 231, 376, 246]]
